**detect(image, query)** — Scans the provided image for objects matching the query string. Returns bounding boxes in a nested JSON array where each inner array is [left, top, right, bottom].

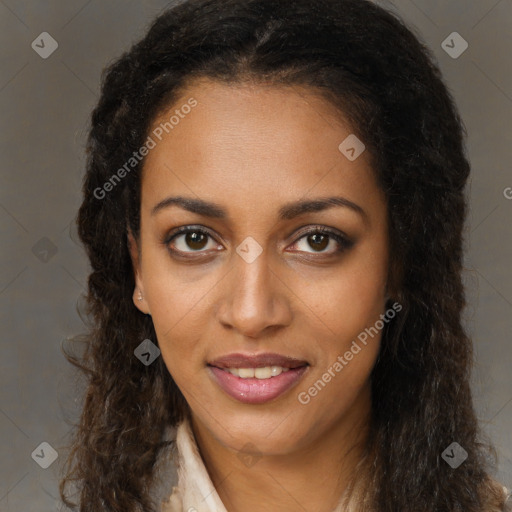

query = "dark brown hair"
[[60, 0, 509, 510]]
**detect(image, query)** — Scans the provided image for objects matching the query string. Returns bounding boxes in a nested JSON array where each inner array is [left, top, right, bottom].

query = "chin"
[[205, 410, 309, 452]]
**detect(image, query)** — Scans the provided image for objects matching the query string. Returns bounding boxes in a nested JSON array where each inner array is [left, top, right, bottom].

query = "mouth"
[[207, 352, 310, 404]]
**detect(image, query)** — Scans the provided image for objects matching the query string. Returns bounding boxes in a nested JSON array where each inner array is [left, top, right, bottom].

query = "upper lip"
[[208, 352, 309, 369]]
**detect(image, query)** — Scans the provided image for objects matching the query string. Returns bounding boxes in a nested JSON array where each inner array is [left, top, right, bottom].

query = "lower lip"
[[208, 365, 309, 404]]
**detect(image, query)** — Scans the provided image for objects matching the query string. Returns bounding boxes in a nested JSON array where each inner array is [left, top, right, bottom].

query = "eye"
[[164, 226, 221, 255], [290, 226, 353, 255]]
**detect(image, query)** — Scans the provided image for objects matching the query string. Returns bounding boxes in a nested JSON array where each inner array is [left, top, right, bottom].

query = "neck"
[[189, 383, 372, 512]]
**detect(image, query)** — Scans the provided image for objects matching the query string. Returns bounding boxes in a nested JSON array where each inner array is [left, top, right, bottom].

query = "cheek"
[[140, 250, 216, 371], [299, 240, 387, 410], [315, 247, 388, 345], [298, 273, 384, 421]]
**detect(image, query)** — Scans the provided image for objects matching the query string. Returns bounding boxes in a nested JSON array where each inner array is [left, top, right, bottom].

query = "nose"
[[215, 252, 293, 338]]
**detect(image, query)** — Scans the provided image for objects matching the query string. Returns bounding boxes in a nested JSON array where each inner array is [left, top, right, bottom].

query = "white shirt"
[[153, 415, 510, 512], [159, 415, 229, 512]]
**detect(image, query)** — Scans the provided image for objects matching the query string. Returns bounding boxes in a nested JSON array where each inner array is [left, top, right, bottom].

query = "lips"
[[208, 364, 309, 404], [207, 352, 310, 404], [208, 352, 309, 370]]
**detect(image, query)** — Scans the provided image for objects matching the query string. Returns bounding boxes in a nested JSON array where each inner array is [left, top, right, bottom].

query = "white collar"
[[160, 415, 228, 512]]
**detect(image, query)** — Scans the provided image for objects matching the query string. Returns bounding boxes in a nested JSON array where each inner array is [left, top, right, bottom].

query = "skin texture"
[[129, 79, 390, 512]]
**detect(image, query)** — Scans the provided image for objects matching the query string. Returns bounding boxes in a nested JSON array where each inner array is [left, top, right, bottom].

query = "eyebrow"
[[151, 195, 368, 223]]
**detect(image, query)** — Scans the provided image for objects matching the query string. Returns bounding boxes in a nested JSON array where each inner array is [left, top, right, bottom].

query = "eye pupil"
[[308, 233, 328, 252]]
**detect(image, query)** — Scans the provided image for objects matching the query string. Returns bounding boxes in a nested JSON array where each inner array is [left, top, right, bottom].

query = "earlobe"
[[132, 287, 151, 315]]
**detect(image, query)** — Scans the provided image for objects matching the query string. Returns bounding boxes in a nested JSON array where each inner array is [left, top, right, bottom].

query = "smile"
[[223, 366, 291, 379], [208, 364, 309, 404]]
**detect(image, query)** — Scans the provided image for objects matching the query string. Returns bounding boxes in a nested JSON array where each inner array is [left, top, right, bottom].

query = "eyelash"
[[162, 225, 354, 259]]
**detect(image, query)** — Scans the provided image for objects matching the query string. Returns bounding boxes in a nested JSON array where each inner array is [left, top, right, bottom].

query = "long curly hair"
[[59, 0, 510, 510]]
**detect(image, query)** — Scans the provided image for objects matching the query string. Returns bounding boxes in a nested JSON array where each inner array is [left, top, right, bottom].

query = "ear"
[[127, 228, 151, 315]]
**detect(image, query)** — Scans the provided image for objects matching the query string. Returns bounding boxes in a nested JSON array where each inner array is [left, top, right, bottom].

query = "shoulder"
[[149, 424, 180, 511]]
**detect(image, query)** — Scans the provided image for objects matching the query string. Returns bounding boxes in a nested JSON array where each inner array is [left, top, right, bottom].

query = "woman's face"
[[131, 78, 390, 456]]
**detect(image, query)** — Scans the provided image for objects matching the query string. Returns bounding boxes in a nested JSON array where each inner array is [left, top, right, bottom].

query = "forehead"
[[140, 79, 383, 219]]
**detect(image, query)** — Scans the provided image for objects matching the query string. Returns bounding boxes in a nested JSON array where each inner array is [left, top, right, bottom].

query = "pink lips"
[[207, 352, 309, 405]]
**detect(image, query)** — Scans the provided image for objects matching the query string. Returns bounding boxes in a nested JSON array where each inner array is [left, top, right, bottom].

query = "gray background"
[[0, 0, 510, 510]]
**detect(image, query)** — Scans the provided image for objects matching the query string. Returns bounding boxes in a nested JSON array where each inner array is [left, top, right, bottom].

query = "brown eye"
[[182, 231, 208, 250], [165, 226, 220, 255], [291, 227, 353, 255]]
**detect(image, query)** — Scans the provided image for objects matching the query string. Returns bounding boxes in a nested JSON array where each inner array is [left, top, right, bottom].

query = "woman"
[[59, 0, 511, 510]]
